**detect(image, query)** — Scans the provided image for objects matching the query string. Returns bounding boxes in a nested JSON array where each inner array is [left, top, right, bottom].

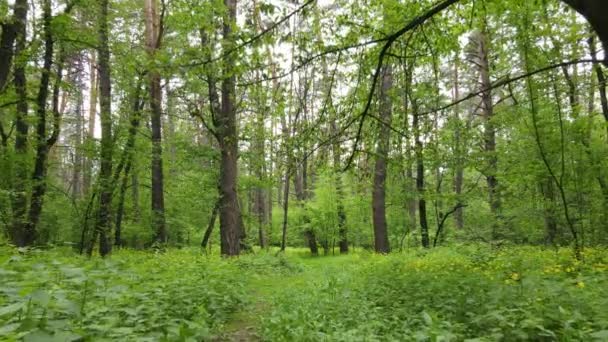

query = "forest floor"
[[219, 253, 356, 341], [1, 245, 607, 341]]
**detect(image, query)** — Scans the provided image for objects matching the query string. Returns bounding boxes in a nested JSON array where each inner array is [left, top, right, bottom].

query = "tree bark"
[[9, 0, 29, 247], [372, 65, 392, 253], [470, 29, 501, 238], [201, 199, 220, 249], [452, 57, 464, 229], [217, 0, 241, 256], [72, 56, 85, 200], [0, 18, 16, 92], [280, 172, 289, 252], [144, 0, 167, 244], [93, 0, 113, 257], [413, 106, 429, 248], [83, 51, 97, 196], [114, 84, 143, 246], [26, 0, 62, 239]]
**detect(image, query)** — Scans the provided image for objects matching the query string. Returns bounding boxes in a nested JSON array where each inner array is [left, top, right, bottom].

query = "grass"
[[1, 245, 607, 341]]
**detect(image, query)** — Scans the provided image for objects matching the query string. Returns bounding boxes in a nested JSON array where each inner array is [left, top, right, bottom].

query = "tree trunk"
[[540, 179, 558, 245], [280, 172, 289, 252], [452, 57, 464, 229], [201, 199, 220, 249], [413, 106, 430, 248], [72, 57, 85, 200], [470, 30, 501, 238], [144, 0, 167, 245], [372, 65, 392, 253], [94, 0, 113, 257], [26, 0, 62, 239], [114, 84, 143, 246], [9, 0, 29, 247], [217, 0, 241, 256], [114, 161, 131, 247], [562, 0, 608, 67], [332, 121, 348, 253], [83, 51, 97, 196], [0, 19, 16, 92]]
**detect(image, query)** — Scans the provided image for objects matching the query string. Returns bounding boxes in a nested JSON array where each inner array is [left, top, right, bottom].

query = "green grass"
[[1, 246, 607, 341]]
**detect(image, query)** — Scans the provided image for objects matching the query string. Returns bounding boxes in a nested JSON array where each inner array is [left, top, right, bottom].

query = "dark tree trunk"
[[114, 161, 131, 247], [9, 0, 29, 247], [201, 199, 220, 249], [26, 0, 62, 239], [280, 172, 289, 252], [588, 36, 608, 126], [94, 0, 113, 257], [541, 179, 558, 245], [413, 108, 429, 248], [562, 0, 608, 67], [372, 65, 392, 253], [305, 228, 318, 256], [0, 21, 16, 91], [131, 171, 141, 222], [145, 0, 167, 245], [452, 58, 464, 230], [115, 84, 142, 247], [216, 0, 241, 256], [470, 29, 501, 238]]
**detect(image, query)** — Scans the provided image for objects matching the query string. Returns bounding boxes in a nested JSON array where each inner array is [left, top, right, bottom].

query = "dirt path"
[[216, 254, 357, 341]]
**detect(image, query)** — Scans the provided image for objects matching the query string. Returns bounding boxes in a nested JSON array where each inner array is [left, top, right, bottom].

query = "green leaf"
[[590, 330, 608, 340], [0, 302, 24, 317], [0, 322, 20, 336]]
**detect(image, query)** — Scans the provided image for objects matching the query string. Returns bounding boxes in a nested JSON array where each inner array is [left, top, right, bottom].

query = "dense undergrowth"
[[262, 246, 608, 341], [0, 245, 607, 341], [0, 248, 245, 341]]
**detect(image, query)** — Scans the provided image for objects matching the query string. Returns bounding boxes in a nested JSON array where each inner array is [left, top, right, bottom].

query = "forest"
[[1, 0, 608, 340]]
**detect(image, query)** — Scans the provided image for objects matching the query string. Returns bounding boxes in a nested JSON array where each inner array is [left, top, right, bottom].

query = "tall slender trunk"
[[72, 57, 85, 199], [322, 57, 348, 254], [372, 65, 392, 253], [165, 82, 177, 176], [93, 0, 113, 257], [332, 119, 348, 254], [144, 0, 167, 244], [470, 30, 500, 237], [115, 84, 142, 246], [280, 172, 289, 252], [413, 105, 429, 248], [10, 0, 29, 246], [452, 57, 464, 229], [83, 52, 97, 195], [26, 0, 63, 239], [217, 0, 241, 256], [114, 161, 131, 247], [0, 19, 16, 92]]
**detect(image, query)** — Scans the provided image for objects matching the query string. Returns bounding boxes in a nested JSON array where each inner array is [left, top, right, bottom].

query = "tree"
[[92, 0, 113, 257], [144, 0, 167, 245], [9, 0, 29, 246], [372, 65, 393, 253], [217, 0, 241, 256], [467, 29, 501, 238]]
